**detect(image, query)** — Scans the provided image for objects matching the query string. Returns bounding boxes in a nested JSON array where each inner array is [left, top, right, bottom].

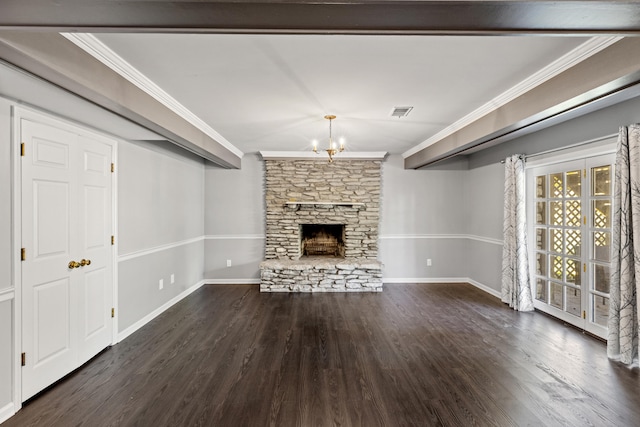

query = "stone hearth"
[[260, 258, 383, 292]]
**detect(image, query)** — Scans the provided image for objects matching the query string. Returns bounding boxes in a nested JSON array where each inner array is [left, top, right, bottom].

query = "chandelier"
[[313, 114, 344, 162]]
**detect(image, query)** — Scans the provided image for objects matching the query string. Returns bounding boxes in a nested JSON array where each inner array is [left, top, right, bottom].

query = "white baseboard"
[[117, 279, 206, 343], [0, 402, 15, 424], [383, 277, 501, 299], [204, 279, 260, 285], [383, 277, 470, 284]]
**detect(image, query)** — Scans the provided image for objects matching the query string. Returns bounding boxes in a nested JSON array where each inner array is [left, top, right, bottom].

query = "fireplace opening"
[[300, 224, 345, 258]]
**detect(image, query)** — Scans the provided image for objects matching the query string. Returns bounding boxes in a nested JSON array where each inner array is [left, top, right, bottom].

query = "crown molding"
[[402, 36, 623, 159], [259, 151, 388, 160], [61, 33, 244, 158]]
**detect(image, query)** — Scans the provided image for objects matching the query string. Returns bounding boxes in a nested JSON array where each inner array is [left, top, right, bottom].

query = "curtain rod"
[[500, 132, 618, 164]]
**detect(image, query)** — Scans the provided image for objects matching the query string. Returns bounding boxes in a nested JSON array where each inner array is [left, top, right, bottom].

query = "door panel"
[[77, 135, 113, 365], [84, 186, 107, 249], [33, 278, 72, 366], [83, 268, 107, 339], [33, 180, 70, 258], [21, 120, 78, 399], [33, 137, 69, 169]]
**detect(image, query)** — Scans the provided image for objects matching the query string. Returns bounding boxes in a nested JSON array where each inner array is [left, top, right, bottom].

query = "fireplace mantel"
[[285, 201, 365, 210]]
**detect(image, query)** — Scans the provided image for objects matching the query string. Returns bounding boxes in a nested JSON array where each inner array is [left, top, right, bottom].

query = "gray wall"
[[204, 154, 264, 282], [463, 94, 640, 294], [117, 140, 205, 332], [2, 52, 640, 422], [462, 163, 505, 292], [0, 98, 10, 292], [468, 95, 640, 169], [380, 154, 468, 280], [118, 141, 205, 254], [201, 153, 473, 283], [201, 94, 640, 290], [0, 299, 12, 414], [0, 66, 208, 419]]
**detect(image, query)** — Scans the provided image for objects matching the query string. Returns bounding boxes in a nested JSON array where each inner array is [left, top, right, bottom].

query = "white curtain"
[[608, 125, 640, 365], [501, 155, 534, 311]]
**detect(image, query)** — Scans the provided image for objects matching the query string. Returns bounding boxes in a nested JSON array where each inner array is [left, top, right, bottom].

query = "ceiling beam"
[[0, 1, 640, 35], [0, 31, 242, 168], [404, 37, 640, 169]]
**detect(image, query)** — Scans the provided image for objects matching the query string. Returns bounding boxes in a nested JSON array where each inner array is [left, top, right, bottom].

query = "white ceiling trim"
[[402, 36, 623, 159], [61, 32, 245, 158], [259, 151, 387, 160]]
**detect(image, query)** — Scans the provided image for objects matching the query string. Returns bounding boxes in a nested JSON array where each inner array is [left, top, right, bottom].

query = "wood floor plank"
[[5, 283, 640, 427]]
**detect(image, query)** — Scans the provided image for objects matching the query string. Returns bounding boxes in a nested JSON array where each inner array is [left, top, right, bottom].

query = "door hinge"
[[582, 310, 586, 319], [21, 248, 26, 261], [21, 352, 26, 366], [584, 216, 587, 225], [111, 235, 115, 245], [583, 169, 586, 178], [111, 163, 115, 173], [111, 307, 115, 318], [583, 263, 586, 273], [20, 142, 25, 157]]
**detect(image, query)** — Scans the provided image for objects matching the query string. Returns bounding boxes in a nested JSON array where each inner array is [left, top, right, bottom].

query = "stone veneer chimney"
[[260, 158, 383, 292], [264, 159, 381, 259]]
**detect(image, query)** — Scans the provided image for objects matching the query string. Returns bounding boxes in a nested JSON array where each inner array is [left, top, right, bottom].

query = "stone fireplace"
[[300, 224, 345, 257], [259, 157, 383, 292]]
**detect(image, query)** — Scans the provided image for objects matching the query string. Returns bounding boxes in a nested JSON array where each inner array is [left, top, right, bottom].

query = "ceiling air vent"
[[390, 106, 413, 118]]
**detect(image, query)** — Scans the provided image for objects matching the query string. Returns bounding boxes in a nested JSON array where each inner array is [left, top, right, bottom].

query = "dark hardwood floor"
[[5, 283, 640, 426]]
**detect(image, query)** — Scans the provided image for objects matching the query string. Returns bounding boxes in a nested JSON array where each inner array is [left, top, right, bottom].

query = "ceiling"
[[86, 33, 591, 156]]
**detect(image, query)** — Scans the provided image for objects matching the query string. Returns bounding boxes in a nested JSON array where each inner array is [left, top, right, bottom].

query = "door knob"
[[68, 261, 80, 269], [80, 259, 91, 266]]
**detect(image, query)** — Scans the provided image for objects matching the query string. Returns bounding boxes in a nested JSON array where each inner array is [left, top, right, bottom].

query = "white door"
[[21, 117, 113, 400], [527, 154, 614, 339], [77, 135, 113, 365]]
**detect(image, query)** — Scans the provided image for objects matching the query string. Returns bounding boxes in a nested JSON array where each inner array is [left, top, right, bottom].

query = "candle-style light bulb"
[[339, 137, 345, 151], [312, 139, 318, 152]]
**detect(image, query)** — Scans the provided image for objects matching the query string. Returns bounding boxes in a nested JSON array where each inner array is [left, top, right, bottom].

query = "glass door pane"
[[531, 167, 583, 318], [588, 163, 613, 331]]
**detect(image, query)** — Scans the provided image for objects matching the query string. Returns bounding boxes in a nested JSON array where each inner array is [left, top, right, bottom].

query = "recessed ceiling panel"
[[93, 33, 590, 154]]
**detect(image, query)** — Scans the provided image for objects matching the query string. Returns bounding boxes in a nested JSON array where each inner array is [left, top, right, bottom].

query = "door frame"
[[11, 105, 119, 410]]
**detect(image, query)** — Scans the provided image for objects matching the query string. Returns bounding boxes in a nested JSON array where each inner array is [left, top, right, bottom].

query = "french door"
[[527, 154, 613, 338], [20, 116, 114, 400]]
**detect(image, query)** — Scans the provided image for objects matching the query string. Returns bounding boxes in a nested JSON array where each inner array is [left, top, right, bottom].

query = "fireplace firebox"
[[300, 224, 345, 258]]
